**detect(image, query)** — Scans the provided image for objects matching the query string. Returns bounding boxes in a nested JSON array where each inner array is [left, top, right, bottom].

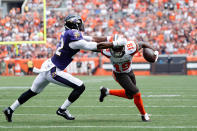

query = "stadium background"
[[0, 0, 197, 130]]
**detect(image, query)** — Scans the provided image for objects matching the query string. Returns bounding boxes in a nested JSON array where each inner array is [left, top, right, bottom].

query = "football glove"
[[154, 51, 159, 62], [112, 38, 127, 47]]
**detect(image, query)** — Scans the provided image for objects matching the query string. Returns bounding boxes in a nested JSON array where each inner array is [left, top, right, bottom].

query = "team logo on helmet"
[[64, 15, 85, 31]]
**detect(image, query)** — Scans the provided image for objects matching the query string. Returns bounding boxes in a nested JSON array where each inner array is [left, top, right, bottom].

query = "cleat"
[[3, 107, 13, 122], [99, 86, 108, 102], [141, 113, 151, 122], [56, 108, 75, 120]]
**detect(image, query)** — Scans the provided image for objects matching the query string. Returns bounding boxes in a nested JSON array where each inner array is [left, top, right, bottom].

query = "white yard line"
[[0, 94, 184, 97], [0, 98, 196, 102], [1, 93, 197, 98], [82, 94, 197, 97], [1, 86, 197, 93], [0, 113, 192, 117], [0, 105, 197, 108], [15, 94, 194, 97], [108, 99, 196, 101], [0, 86, 30, 89], [143, 95, 180, 97], [0, 125, 197, 129], [1, 85, 197, 90]]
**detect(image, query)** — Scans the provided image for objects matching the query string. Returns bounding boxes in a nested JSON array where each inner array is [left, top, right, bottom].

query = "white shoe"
[[141, 113, 151, 122], [56, 108, 75, 120]]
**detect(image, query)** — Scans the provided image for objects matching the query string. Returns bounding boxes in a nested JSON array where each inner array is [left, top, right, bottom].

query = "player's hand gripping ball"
[[143, 48, 159, 63]]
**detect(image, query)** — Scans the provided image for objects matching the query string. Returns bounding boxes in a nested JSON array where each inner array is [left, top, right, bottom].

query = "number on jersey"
[[127, 42, 134, 50], [114, 61, 131, 72], [56, 37, 64, 56]]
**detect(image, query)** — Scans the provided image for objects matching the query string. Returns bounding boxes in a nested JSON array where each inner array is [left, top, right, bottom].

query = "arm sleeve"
[[69, 39, 97, 50], [83, 36, 93, 41]]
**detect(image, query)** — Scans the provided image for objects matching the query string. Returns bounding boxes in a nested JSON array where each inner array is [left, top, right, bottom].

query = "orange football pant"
[[109, 89, 146, 115]]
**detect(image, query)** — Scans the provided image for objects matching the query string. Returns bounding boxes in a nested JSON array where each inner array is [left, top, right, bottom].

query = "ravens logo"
[[74, 31, 80, 38]]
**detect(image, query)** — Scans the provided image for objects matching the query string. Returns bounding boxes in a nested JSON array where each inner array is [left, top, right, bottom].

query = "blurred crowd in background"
[[0, 0, 197, 60]]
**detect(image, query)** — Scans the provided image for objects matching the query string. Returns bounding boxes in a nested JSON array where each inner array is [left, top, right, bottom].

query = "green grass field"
[[0, 75, 197, 131]]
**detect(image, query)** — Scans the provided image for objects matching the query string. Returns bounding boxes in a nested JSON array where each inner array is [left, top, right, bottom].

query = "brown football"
[[143, 48, 156, 63]]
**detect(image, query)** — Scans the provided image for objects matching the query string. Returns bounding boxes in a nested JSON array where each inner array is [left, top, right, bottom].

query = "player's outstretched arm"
[[97, 37, 127, 49], [93, 36, 108, 43], [83, 36, 110, 43], [69, 38, 127, 51], [90, 41, 112, 53]]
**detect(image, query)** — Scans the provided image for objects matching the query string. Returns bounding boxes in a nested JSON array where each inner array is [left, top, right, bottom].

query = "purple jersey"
[[51, 29, 83, 70]]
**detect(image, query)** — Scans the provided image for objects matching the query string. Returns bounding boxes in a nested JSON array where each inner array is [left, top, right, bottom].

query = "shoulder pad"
[[66, 29, 83, 41]]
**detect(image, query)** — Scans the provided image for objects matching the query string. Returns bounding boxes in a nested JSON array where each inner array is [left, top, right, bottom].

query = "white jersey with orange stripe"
[[101, 41, 139, 73]]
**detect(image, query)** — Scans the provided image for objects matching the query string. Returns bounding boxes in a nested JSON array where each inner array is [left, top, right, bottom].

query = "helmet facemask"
[[110, 46, 125, 58]]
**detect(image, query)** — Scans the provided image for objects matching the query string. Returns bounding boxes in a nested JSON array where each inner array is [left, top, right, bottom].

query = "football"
[[143, 48, 156, 63]]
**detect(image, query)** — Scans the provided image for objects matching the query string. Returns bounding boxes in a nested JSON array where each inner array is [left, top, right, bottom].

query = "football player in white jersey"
[[94, 35, 158, 122], [2, 15, 126, 122]]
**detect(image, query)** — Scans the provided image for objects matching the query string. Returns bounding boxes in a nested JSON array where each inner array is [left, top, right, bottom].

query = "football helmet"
[[64, 15, 84, 31], [110, 34, 125, 58], [110, 46, 125, 58]]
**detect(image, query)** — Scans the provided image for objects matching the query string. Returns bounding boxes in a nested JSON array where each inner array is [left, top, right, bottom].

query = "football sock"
[[10, 100, 20, 111], [60, 99, 72, 110], [68, 84, 85, 102], [109, 89, 129, 99], [105, 88, 110, 95], [133, 92, 146, 115], [18, 89, 37, 104]]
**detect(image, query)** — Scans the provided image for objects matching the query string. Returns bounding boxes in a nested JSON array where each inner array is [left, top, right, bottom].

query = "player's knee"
[[68, 84, 85, 103], [125, 91, 133, 99], [134, 88, 139, 94], [72, 84, 85, 94], [31, 86, 43, 94], [133, 92, 142, 102], [78, 84, 85, 93], [125, 88, 139, 99]]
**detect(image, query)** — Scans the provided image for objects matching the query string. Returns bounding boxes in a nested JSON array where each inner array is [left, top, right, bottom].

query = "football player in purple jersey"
[[3, 15, 126, 122]]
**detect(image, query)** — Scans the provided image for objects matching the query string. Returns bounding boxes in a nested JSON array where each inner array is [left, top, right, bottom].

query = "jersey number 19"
[[114, 61, 131, 72]]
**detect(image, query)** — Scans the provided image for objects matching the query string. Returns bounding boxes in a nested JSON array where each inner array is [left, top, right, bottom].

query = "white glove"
[[112, 38, 127, 47], [154, 51, 159, 62]]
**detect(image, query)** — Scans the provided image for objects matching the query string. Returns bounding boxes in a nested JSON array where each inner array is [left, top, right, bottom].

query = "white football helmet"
[[110, 34, 125, 58]]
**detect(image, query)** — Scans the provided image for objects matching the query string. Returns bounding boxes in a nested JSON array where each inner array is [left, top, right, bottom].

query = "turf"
[[0, 75, 197, 131]]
